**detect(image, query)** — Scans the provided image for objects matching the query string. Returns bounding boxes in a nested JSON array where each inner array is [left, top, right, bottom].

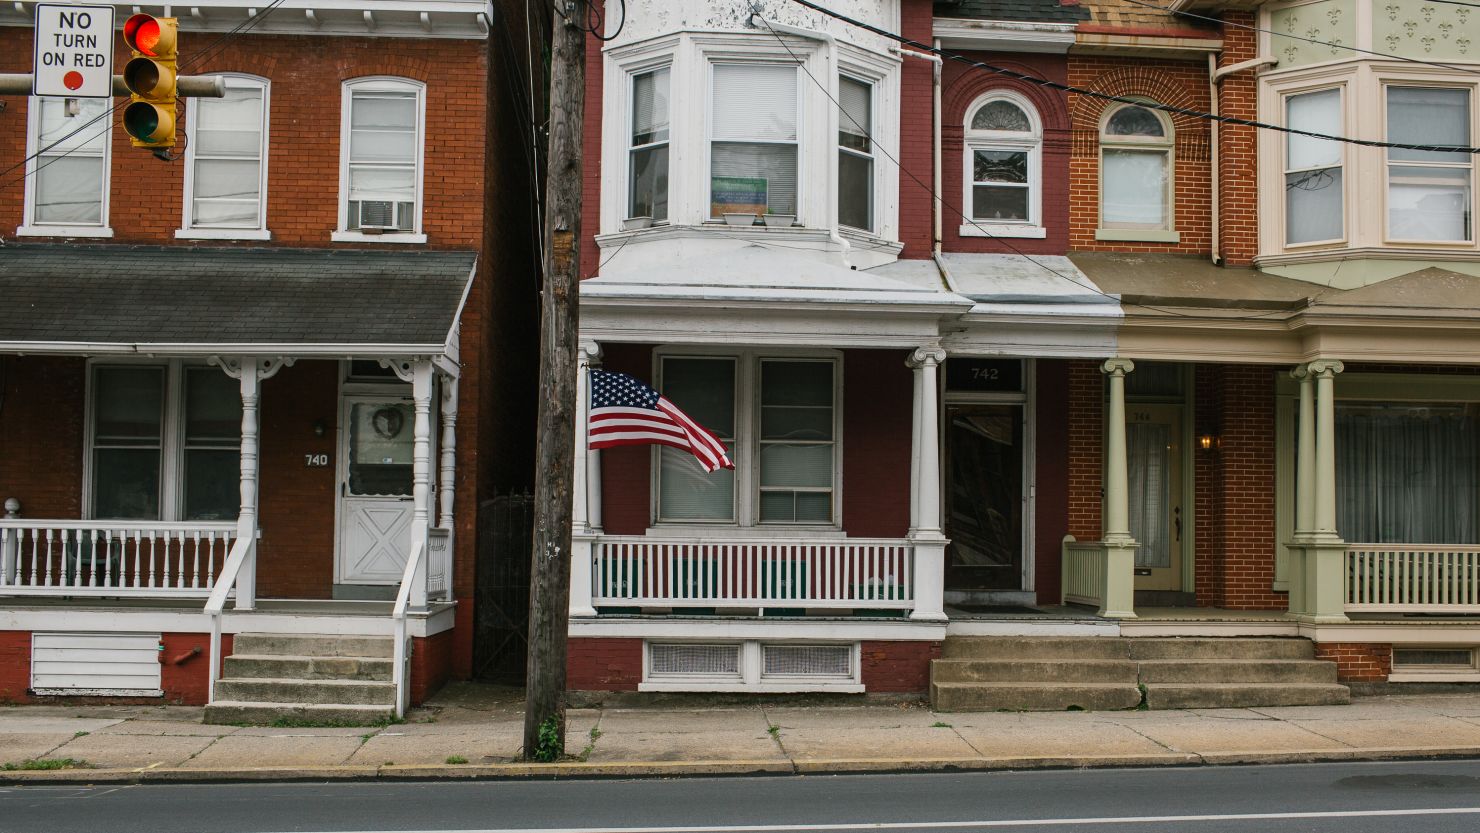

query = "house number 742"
[[304, 453, 330, 467]]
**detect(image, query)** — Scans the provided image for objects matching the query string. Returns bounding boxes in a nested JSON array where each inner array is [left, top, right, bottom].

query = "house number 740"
[[304, 454, 330, 467]]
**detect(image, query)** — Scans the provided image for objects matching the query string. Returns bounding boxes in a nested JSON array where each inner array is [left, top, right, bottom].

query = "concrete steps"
[[931, 636, 1349, 712], [204, 633, 398, 726]]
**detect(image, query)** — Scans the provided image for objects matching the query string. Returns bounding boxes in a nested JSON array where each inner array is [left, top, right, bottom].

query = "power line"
[[753, 16, 1297, 323], [783, 0, 1480, 154], [1121, 0, 1480, 77]]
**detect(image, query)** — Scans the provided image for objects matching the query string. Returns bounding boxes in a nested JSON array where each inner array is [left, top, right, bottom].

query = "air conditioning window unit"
[[357, 200, 397, 231]]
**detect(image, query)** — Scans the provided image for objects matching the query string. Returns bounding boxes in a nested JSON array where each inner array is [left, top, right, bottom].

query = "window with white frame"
[[183, 76, 269, 234], [1284, 87, 1344, 245], [964, 93, 1041, 228], [89, 364, 241, 521], [1386, 86, 1472, 242], [837, 75, 874, 232], [341, 78, 424, 235], [26, 96, 109, 230], [1099, 102, 1173, 231], [655, 354, 838, 526], [709, 63, 799, 220], [629, 66, 670, 222]]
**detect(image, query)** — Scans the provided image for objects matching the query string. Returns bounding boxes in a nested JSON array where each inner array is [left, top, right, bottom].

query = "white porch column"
[[216, 357, 293, 610], [908, 346, 947, 622], [409, 360, 434, 611], [1287, 365, 1315, 613], [438, 375, 458, 531], [569, 342, 600, 618], [908, 354, 923, 532], [1099, 358, 1137, 619], [1302, 359, 1347, 622]]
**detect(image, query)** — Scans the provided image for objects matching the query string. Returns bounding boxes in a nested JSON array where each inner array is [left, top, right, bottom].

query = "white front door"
[[337, 398, 415, 585]]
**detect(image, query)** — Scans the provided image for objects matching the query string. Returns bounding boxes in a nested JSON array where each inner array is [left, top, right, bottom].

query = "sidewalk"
[[3, 684, 1480, 782]]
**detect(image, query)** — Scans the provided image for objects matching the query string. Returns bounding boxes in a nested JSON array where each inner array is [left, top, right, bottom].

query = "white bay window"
[[24, 96, 110, 234], [182, 76, 269, 237], [1386, 86, 1472, 243], [1284, 88, 1345, 246], [338, 78, 424, 240], [709, 63, 799, 220], [837, 75, 874, 232], [629, 67, 671, 223]]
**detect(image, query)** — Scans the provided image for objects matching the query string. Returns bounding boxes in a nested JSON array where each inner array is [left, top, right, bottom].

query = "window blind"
[[34, 97, 106, 225], [192, 83, 265, 228], [711, 64, 797, 141]]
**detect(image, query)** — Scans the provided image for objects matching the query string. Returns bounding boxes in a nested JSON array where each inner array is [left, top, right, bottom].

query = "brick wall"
[[567, 637, 643, 691], [0, 630, 27, 703], [1066, 360, 1104, 540], [897, 0, 935, 258], [1316, 642, 1392, 683], [842, 350, 912, 538], [1066, 57, 1211, 256], [0, 356, 85, 520], [256, 361, 339, 598], [411, 628, 456, 705], [1034, 360, 1071, 604], [859, 640, 942, 692], [1216, 12, 1259, 266], [0, 631, 232, 705], [580, 20, 604, 279], [940, 52, 1071, 256]]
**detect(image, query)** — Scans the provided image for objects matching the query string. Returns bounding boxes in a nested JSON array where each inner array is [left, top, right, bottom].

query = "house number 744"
[[304, 453, 330, 467]]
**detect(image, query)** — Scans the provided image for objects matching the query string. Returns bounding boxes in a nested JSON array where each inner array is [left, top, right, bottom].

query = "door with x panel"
[[337, 398, 415, 585]]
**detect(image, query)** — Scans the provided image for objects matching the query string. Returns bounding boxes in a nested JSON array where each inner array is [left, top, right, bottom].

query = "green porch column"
[[1287, 364, 1315, 614], [1100, 358, 1137, 619], [1303, 359, 1348, 623]]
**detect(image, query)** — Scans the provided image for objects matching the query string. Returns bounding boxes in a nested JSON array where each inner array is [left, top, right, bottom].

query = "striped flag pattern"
[[588, 370, 735, 473]]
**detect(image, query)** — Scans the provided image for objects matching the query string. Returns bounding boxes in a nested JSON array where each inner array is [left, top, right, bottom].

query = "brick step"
[[203, 701, 395, 727], [1138, 659, 1338, 685], [941, 637, 1129, 661], [931, 659, 1140, 685], [1127, 638, 1315, 661], [212, 677, 396, 706], [231, 633, 394, 659], [222, 654, 394, 682], [931, 681, 1143, 712], [1144, 683, 1351, 710]]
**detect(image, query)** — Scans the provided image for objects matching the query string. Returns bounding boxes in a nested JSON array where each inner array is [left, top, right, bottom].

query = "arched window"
[[963, 92, 1042, 233], [182, 74, 270, 237], [338, 77, 426, 240], [1099, 102, 1174, 233]]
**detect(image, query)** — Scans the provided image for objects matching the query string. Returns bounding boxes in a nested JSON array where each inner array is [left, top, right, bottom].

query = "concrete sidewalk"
[[3, 684, 1480, 782]]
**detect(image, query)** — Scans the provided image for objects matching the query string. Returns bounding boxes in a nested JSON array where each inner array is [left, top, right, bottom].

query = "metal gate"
[[473, 492, 534, 683]]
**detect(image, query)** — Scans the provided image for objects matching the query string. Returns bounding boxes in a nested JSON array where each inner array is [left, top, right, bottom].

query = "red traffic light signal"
[[123, 13, 177, 57], [121, 15, 178, 148]]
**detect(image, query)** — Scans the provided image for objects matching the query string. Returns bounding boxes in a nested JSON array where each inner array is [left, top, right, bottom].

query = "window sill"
[[15, 225, 113, 238], [331, 230, 428, 244], [176, 228, 272, 241], [1095, 228, 1180, 243], [959, 224, 1045, 239]]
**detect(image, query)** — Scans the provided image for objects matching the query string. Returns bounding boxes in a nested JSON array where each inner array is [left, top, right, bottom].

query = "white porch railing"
[[589, 536, 914, 609], [1061, 536, 1108, 608], [1345, 544, 1480, 613], [0, 520, 238, 597]]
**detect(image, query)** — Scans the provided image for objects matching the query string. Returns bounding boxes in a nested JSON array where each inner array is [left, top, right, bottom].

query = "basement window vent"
[[1393, 648, 1477, 670], [30, 632, 163, 696], [648, 643, 742, 679], [762, 644, 852, 678]]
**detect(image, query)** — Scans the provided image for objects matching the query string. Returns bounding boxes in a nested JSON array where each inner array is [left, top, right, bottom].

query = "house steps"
[[931, 636, 1349, 712], [203, 633, 397, 725]]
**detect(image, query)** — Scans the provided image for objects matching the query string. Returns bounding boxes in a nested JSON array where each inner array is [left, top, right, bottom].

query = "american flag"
[[588, 370, 734, 473]]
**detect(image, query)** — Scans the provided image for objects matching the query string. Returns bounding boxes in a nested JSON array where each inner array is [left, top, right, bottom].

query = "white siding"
[[31, 632, 162, 695]]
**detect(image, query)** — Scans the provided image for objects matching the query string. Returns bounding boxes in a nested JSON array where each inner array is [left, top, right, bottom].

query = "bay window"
[[964, 94, 1040, 230], [629, 67, 671, 223], [340, 78, 424, 238], [183, 76, 269, 235], [25, 95, 109, 232], [837, 75, 874, 232], [1284, 88, 1344, 245], [709, 63, 799, 219], [1099, 103, 1172, 232], [1386, 86, 1472, 242], [656, 354, 838, 526], [89, 364, 241, 521]]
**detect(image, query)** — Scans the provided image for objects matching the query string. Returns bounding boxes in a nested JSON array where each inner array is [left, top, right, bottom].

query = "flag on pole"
[[588, 370, 735, 473]]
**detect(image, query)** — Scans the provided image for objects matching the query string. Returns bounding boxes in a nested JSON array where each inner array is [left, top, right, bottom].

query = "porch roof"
[[0, 244, 477, 357]]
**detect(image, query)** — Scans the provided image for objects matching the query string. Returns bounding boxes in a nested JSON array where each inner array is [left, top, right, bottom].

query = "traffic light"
[[121, 14, 178, 148]]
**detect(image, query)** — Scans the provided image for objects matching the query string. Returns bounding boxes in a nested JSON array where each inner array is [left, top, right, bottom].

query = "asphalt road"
[[3, 760, 1480, 833]]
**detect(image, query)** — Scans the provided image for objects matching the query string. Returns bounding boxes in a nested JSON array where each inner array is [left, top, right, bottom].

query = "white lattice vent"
[[648, 643, 742, 679], [763, 644, 852, 678]]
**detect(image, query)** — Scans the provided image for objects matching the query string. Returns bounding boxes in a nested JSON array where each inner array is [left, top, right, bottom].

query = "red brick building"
[[0, 1, 540, 717]]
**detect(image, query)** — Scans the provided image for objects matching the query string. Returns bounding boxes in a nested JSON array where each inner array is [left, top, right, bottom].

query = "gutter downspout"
[[753, 14, 853, 268], [1207, 54, 1277, 265], [890, 43, 945, 255]]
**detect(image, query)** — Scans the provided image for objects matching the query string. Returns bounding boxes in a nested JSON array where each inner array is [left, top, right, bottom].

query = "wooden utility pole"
[[523, 0, 585, 760]]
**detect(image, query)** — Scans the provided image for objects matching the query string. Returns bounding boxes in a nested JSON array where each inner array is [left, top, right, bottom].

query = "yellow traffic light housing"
[[121, 14, 178, 148]]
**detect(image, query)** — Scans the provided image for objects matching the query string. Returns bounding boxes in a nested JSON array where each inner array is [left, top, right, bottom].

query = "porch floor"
[[0, 597, 454, 617]]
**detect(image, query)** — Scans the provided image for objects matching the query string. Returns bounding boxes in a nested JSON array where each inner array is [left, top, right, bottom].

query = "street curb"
[[5, 746, 1480, 784]]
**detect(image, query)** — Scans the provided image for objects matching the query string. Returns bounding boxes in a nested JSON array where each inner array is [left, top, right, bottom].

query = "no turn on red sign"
[[32, 3, 115, 98]]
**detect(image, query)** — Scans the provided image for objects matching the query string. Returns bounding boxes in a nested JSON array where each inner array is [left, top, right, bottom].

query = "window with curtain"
[[837, 75, 873, 232], [1386, 86, 1472, 242], [29, 96, 108, 227], [1285, 88, 1344, 245], [186, 77, 268, 230], [710, 63, 798, 218], [1336, 402, 1480, 544], [344, 79, 422, 233], [658, 357, 737, 522], [965, 95, 1040, 224], [758, 360, 835, 523], [629, 67, 670, 222], [1100, 103, 1172, 230], [89, 364, 242, 521]]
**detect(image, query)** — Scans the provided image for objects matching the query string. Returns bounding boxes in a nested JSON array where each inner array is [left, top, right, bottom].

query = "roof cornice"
[[0, 1, 492, 39], [933, 17, 1078, 54]]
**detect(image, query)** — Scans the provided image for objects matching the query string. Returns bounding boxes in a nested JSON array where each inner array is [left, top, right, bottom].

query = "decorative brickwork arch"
[[944, 61, 1071, 143], [1070, 66, 1209, 162]]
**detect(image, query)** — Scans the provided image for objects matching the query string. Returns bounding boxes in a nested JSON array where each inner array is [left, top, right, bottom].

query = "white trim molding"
[[0, 2, 494, 39]]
